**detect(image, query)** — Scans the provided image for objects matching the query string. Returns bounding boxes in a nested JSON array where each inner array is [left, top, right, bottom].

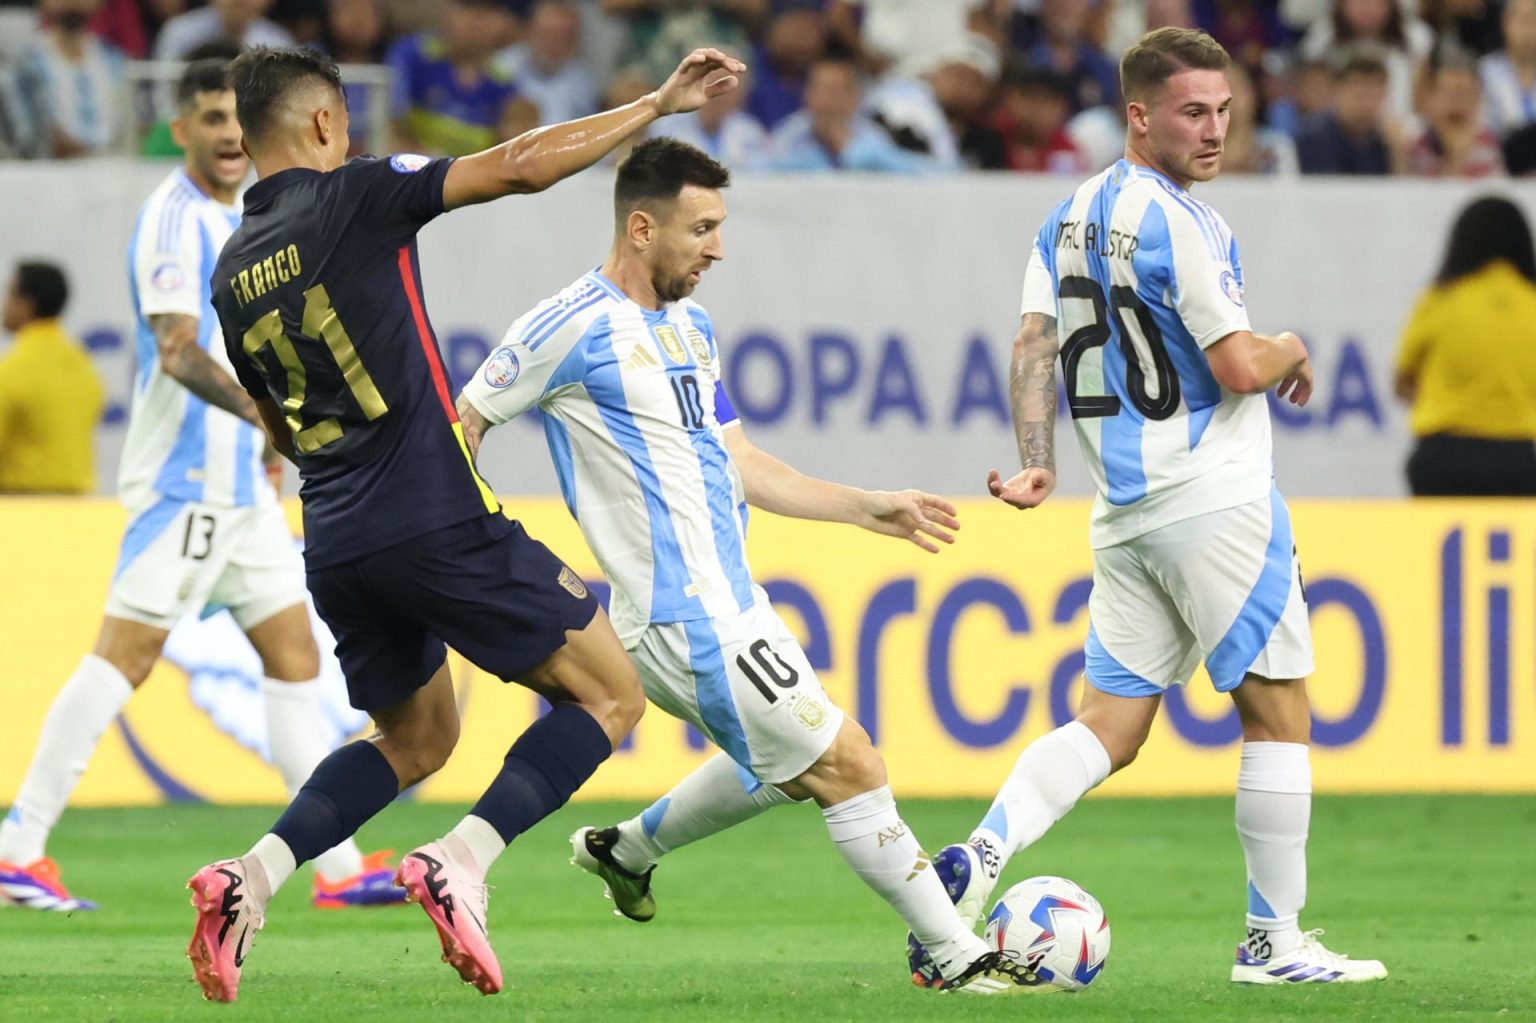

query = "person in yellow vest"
[[0, 262, 104, 494], [1395, 196, 1536, 495]]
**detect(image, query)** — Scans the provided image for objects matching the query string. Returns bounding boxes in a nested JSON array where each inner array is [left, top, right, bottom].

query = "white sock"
[[612, 753, 795, 873], [441, 814, 506, 880], [260, 677, 365, 882], [823, 786, 990, 981], [240, 832, 297, 906], [1236, 741, 1310, 959], [967, 720, 1110, 897], [0, 655, 133, 865]]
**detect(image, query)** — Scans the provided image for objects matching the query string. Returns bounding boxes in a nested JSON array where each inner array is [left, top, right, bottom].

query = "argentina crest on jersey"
[[684, 326, 711, 368]]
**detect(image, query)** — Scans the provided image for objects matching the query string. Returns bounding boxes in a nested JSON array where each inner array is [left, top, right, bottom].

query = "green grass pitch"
[[1, 796, 1531, 1022]]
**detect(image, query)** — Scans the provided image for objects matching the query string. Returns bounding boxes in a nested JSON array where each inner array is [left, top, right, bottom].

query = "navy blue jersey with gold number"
[[212, 154, 500, 569]]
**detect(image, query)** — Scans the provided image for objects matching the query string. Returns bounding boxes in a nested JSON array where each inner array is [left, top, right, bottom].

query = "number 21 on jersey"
[[241, 284, 388, 453]]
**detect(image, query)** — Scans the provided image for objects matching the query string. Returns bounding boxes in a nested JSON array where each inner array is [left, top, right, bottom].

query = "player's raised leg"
[[0, 616, 166, 911], [954, 686, 1149, 927], [241, 601, 403, 908], [1227, 674, 1385, 984], [939, 532, 1193, 934], [398, 600, 643, 996]]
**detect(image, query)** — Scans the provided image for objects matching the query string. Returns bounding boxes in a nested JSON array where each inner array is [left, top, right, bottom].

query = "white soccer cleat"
[[1231, 929, 1388, 984], [947, 951, 1061, 995], [908, 841, 1006, 987], [944, 841, 999, 930], [569, 826, 655, 923]]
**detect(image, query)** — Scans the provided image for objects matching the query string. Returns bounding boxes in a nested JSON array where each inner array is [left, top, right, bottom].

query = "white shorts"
[[630, 587, 844, 785], [1085, 489, 1314, 697], [105, 498, 308, 632]]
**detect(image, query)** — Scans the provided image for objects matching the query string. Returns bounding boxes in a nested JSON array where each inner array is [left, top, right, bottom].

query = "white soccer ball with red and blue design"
[[982, 875, 1111, 991]]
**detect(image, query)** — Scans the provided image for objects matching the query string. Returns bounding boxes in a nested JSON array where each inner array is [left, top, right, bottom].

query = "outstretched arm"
[[724, 426, 958, 553], [988, 312, 1060, 510], [442, 48, 746, 208]]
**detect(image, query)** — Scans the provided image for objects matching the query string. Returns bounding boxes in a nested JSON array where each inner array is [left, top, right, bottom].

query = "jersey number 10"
[[241, 284, 390, 454], [1058, 275, 1181, 421]]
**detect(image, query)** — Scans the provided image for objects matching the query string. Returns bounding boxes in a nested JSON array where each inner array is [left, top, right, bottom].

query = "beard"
[[655, 272, 697, 303]]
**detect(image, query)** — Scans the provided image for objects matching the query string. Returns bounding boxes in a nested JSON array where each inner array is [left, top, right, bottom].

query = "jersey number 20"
[[241, 285, 389, 454], [1057, 275, 1181, 421]]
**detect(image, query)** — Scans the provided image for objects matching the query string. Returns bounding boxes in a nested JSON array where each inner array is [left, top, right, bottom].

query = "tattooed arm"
[[987, 312, 1060, 510], [151, 314, 262, 427]]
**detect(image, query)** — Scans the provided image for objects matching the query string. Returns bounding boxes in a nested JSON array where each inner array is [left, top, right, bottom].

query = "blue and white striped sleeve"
[[461, 304, 596, 425], [1164, 198, 1251, 349], [134, 193, 204, 320]]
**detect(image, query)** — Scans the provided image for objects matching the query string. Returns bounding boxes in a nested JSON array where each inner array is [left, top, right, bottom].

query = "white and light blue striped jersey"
[[16, 34, 124, 155], [462, 270, 752, 647], [121, 169, 267, 510], [1020, 159, 1270, 548], [1479, 53, 1536, 134]]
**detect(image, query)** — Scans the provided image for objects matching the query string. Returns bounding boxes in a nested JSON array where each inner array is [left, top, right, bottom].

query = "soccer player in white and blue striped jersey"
[[0, 60, 398, 913], [458, 138, 1029, 994], [926, 28, 1386, 986]]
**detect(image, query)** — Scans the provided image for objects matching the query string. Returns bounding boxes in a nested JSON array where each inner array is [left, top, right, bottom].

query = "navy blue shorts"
[[307, 513, 599, 713]]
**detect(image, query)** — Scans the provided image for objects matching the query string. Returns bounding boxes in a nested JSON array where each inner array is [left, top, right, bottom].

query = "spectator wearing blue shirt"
[[1016, 0, 1120, 114], [16, 0, 126, 158], [1296, 53, 1398, 176], [748, 6, 828, 129], [653, 56, 769, 169], [764, 56, 930, 172], [387, 0, 523, 157], [497, 0, 599, 125]]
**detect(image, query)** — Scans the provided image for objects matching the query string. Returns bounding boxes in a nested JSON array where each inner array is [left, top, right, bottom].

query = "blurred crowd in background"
[[3, 0, 1536, 175]]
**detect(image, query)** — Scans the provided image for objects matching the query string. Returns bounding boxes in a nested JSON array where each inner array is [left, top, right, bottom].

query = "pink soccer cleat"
[[395, 843, 502, 995], [186, 860, 265, 1003]]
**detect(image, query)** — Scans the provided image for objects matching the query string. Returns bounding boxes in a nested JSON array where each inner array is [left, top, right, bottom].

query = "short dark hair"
[[13, 262, 68, 318], [226, 47, 344, 146], [177, 57, 232, 110], [1003, 66, 1073, 104], [614, 138, 730, 220], [1335, 51, 1389, 82], [1120, 27, 1231, 102], [1429, 48, 1481, 84]]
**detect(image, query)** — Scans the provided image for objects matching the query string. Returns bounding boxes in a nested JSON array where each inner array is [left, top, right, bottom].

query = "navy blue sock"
[[269, 741, 400, 866], [469, 703, 612, 844]]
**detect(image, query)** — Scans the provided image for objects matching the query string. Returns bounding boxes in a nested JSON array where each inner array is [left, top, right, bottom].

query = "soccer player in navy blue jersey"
[[184, 44, 746, 1003]]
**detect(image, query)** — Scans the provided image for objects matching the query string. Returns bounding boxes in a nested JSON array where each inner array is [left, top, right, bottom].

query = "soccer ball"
[[982, 875, 1111, 992]]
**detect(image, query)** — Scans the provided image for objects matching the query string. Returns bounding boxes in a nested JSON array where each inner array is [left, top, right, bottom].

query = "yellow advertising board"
[[1, 497, 1532, 806]]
